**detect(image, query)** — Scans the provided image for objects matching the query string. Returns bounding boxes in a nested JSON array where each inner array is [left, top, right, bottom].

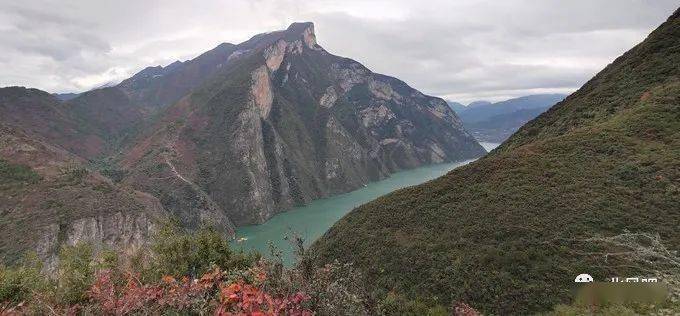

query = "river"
[[231, 142, 500, 265]]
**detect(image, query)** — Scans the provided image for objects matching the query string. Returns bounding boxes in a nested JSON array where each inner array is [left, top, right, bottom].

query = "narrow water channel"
[[231, 143, 500, 265]]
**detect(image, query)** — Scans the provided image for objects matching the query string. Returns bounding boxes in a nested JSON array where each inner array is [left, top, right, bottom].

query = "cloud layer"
[[0, 0, 677, 102]]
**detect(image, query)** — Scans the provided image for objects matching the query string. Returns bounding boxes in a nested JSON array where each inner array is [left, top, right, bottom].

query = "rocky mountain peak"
[[285, 22, 318, 48], [286, 21, 314, 33]]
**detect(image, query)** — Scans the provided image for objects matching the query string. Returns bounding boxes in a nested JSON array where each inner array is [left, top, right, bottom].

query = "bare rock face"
[[319, 86, 338, 108], [123, 22, 485, 226], [302, 24, 321, 50], [264, 40, 288, 72], [251, 66, 274, 118], [36, 208, 160, 272]]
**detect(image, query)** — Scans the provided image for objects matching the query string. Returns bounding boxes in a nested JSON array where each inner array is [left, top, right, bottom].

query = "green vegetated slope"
[[311, 9, 680, 314]]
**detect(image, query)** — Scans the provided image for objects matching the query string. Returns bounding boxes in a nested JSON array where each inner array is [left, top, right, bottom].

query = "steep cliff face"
[[0, 123, 167, 269], [122, 22, 485, 226]]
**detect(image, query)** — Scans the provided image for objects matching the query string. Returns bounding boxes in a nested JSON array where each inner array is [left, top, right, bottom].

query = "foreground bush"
[[0, 224, 364, 315], [87, 267, 312, 315], [0, 224, 482, 315]]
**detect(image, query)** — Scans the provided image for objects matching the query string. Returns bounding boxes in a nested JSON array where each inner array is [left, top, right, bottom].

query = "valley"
[[231, 156, 495, 265]]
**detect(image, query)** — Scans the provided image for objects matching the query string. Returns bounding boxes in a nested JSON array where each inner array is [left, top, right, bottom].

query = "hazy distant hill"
[[53, 92, 79, 101], [467, 100, 492, 108], [448, 94, 567, 142], [313, 9, 680, 314], [446, 100, 467, 113]]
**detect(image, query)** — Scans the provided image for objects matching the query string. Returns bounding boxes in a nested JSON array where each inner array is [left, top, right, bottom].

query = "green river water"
[[231, 142, 500, 265]]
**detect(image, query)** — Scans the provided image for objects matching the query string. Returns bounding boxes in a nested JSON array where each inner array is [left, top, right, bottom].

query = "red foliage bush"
[[216, 281, 311, 316], [452, 302, 481, 316], [87, 268, 313, 315]]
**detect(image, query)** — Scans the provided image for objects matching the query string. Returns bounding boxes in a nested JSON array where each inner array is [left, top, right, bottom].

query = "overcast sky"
[[0, 0, 677, 103]]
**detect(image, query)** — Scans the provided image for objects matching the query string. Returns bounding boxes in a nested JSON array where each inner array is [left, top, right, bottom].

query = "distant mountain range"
[[0, 22, 484, 266], [53, 92, 79, 101], [312, 9, 680, 314], [448, 94, 567, 142]]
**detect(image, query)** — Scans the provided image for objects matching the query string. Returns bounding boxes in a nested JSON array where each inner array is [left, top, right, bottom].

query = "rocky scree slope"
[[311, 9, 680, 315]]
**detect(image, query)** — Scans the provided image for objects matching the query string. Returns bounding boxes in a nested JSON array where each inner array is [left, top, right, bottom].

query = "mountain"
[[0, 86, 146, 159], [467, 100, 491, 108], [463, 107, 548, 142], [456, 94, 567, 124], [64, 87, 147, 152], [311, 9, 680, 314], [120, 22, 485, 227], [446, 100, 466, 113], [116, 44, 240, 111], [53, 93, 79, 101], [1, 22, 483, 264], [450, 94, 567, 142], [0, 87, 108, 158]]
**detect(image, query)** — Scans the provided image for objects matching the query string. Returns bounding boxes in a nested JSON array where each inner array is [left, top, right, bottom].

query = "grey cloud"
[[0, 0, 677, 102]]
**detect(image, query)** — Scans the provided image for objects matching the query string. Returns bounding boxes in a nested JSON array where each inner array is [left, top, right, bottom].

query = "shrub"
[[378, 292, 449, 316], [0, 252, 49, 304], [57, 243, 94, 304], [0, 226, 479, 315], [149, 221, 258, 279], [87, 266, 314, 315]]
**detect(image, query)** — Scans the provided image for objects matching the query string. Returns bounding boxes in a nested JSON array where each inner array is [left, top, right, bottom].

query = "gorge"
[[0, 22, 485, 266]]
